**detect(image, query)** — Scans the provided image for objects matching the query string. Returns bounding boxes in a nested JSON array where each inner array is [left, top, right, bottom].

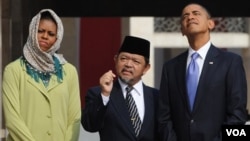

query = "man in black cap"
[[82, 35, 159, 141]]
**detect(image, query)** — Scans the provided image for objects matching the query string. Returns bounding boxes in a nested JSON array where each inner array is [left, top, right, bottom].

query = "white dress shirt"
[[101, 78, 145, 121], [187, 41, 211, 80]]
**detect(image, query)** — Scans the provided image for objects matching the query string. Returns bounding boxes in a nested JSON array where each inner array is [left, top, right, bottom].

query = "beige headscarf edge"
[[23, 9, 66, 72]]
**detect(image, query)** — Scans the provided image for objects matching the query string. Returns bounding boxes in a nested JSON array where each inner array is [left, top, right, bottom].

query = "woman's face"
[[37, 19, 57, 51]]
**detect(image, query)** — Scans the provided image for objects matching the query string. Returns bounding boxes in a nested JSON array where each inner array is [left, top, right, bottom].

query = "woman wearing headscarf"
[[2, 9, 81, 141]]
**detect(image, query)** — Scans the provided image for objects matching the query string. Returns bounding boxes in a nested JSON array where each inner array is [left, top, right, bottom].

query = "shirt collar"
[[188, 41, 211, 60], [118, 78, 143, 96]]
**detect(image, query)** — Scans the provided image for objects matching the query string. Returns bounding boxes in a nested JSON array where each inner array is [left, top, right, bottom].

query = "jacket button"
[[190, 119, 194, 123]]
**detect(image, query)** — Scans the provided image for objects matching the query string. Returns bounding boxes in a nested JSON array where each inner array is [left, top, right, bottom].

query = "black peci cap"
[[118, 36, 150, 59]]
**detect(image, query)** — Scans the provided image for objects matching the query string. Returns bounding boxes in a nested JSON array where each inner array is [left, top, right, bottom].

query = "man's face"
[[180, 4, 214, 36], [114, 52, 150, 85]]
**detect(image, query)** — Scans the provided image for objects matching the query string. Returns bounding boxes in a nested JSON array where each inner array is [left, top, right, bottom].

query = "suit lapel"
[[110, 81, 136, 136], [47, 76, 62, 91], [27, 77, 48, 96], [138, 85, 154, 137], [176, 51, 191, 112], [27, 75, 62, 97]]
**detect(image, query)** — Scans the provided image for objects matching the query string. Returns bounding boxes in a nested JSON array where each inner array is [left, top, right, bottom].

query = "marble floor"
[[79, 125, 99, 141]]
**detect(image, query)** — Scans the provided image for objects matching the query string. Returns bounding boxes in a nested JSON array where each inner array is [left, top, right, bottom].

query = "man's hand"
[[99, 70, 116, 96]]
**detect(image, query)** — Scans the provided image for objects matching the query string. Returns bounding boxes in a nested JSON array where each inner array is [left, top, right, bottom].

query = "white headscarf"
[[23, 9, 66, 72]]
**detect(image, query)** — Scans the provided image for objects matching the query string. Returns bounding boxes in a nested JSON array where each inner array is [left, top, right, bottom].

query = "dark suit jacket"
[[82, 80, 159, 141], [158, 45, 248, 141]]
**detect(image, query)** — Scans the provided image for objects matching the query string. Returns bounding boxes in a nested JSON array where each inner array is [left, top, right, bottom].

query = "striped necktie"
[[125, 86, 142, 137]]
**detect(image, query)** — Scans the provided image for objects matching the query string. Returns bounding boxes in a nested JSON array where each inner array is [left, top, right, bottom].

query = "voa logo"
[[226, 129, 246, 136]]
